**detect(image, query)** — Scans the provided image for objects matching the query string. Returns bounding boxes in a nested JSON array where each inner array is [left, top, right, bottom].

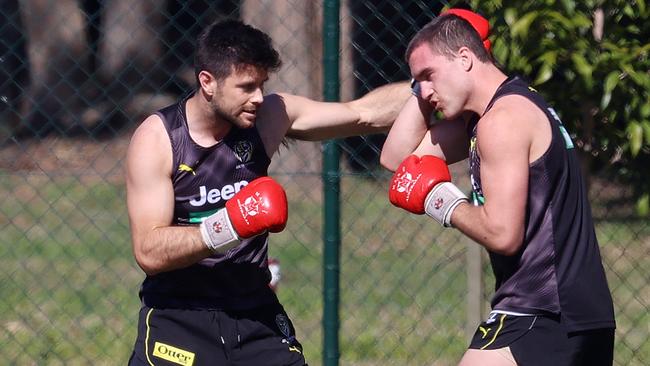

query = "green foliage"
[[458, 0, 650, 216]]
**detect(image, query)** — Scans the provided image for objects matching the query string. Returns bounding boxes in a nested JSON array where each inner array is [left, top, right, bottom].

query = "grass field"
[[0, 171, 648, 365]]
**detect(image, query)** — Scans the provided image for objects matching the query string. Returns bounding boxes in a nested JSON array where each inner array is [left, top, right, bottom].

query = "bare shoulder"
[[269, 92, 336, 119], [477, 95, 550, 162], [482, 94, 538, 122], [272, 92, 307, 107], [255, 93, 293, 157], [260, 92, 286, 110], [265, 92, 316, 122], [482, 94, 547, 132], [127, 114, 172, 177], [129, 114, 167, 147], [477, 97, 535, 154]]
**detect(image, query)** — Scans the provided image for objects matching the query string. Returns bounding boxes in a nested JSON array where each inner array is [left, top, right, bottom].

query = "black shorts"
[[128, 302, 307, 366], [468, 312, 614, 366]]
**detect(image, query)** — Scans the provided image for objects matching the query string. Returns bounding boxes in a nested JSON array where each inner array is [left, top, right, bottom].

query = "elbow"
[[489, 232, 524, 256], [132, 241, 163, 276], [491, 242, 521, 256], [379, 152, 399, 172], [134, 252, 162, 276], [473, 212, 525, 256], [380, 145, 410, 172]]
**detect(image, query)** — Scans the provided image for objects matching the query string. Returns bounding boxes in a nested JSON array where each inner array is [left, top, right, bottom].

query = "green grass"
[[0, 172, 648, 365]]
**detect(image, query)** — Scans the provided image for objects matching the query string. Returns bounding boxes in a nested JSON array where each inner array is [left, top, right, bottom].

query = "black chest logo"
[[234, 141, 253, 163]]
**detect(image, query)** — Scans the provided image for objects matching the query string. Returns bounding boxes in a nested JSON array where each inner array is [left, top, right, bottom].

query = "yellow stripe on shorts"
[[145, 308, 155, 366]]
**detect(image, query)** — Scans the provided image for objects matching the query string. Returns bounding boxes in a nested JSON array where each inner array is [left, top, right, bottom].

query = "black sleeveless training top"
[[139, 95, 277, 310], [467, 76, 615, 332]]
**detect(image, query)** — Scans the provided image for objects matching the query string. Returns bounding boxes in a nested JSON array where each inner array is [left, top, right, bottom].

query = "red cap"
[[443, 8, 491, 52]]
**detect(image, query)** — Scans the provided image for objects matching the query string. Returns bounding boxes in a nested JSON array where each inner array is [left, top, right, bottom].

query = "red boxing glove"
[[200, 177, 287, 253], [389, 155, 468, 227], [389, 155, 451, 214], [444, 8, 491, 52], [226, 176, 288, 238]]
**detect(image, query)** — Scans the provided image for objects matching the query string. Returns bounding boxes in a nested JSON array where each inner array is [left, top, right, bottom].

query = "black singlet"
[[467, 76, 615, 332], [139, 95, 277, 310]]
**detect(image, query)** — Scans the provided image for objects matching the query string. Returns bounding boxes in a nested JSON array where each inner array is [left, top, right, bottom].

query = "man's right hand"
[[200, 177, 288, 253], [389, 155, 467, 227]]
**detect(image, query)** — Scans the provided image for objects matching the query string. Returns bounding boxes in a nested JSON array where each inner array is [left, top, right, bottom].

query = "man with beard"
[[126, 19, 409, 366]]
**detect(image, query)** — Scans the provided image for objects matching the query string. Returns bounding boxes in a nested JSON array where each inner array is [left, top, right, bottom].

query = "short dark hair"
[[194, 19, 282, 81], [405, 14, 491, 63]]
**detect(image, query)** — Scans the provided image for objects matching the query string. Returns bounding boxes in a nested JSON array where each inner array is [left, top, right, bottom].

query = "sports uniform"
[[128, 95, 306, 366], [465, 76, 615, 365], [386, 9, 616, 365]]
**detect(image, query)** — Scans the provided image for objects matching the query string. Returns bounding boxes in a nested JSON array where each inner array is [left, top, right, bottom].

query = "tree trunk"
[[242, 1, 355, 181], [19, 0, 89, 136], [0, 0, 26, 140], [98, 0, 165, 126]]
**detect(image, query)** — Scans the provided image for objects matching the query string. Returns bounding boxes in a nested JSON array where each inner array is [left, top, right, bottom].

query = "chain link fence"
[[0, 1, 648, 365]]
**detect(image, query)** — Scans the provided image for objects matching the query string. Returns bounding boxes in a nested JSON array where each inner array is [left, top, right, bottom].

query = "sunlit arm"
[[380, 95, 433, 171], [448, 107, 530, 255], [282, 81, 411, 141], [126, 115, 212, 275], [381, 96, 471, 171]]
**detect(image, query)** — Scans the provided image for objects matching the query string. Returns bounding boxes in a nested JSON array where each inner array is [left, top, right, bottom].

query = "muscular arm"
[[449, 101, 532, 255], [126, 115, 212, 275], [257, 81, 411, 154], [380, 95, 470, 171], [380, 96, 432, 170], [286, 81, 411, 140]]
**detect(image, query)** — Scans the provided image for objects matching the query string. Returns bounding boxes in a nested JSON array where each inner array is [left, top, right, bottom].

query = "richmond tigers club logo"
[[276, 314, 301, 353], [233, 141, 253, 163], [275, 314, 292, 339]]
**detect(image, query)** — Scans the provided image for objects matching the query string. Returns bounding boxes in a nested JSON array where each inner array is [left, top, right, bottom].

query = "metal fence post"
[[322, 0, 341, 365]]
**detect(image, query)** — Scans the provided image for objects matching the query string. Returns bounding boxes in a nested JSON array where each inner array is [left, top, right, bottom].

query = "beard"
[[209, 94, 253, 130], [212, 104, 244, 128]]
